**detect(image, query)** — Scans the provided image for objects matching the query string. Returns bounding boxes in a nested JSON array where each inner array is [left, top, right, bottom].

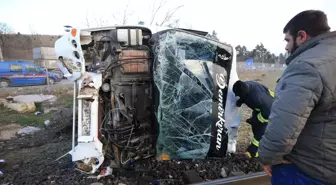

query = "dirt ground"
[[0, 69, 283, 185]]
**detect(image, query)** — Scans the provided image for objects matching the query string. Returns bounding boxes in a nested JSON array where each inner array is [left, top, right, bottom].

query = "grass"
[[62, 95, 74, 108], [0, 104, 53, 127], [0, 85, 76, 128]]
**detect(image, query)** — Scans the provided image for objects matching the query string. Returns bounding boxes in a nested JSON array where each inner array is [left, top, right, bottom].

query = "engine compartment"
[[83, 27, 155, 168], [54, 26, 240, 172]]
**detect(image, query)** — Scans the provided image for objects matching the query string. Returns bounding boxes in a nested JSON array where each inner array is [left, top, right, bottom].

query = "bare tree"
[[111, 1, 135, 25], [158, 5, 183, 26], [0, 22, 13, 34], [84, 12, 91, 28], [83, 11, 110, 28], [0, 23, 14, 61], [149, 0, 168, 25], [94, 16, 109, 27], [82, 0, 184, 27], [0, 22, 14, 47], [149, 0, 184, 27]]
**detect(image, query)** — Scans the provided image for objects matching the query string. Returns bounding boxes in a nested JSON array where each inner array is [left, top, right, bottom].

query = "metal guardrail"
[[190, 172, 270, 185]]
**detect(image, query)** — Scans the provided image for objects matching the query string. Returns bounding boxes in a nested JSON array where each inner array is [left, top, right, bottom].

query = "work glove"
[[245, 143, 259, 158]]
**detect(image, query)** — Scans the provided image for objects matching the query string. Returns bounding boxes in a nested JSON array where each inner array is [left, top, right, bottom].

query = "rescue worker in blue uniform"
[[232, 80, 275, 158]]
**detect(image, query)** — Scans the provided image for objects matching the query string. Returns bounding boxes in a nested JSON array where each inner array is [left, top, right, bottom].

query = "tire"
[[0, 79, 10, 88], [52, 69, 64, 80]]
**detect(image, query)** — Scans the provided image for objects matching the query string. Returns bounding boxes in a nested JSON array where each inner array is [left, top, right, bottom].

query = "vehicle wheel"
[[48, 78, 55, 85], [52, 69, 64, 79], [0, 79, 10, 88]]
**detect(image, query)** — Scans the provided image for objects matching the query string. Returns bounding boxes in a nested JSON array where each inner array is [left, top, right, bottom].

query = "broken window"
[[153, 30, 233, 159]]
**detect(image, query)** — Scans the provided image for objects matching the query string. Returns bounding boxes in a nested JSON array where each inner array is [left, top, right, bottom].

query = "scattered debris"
[[11, 94, 56, 103], [43, 107, 58, 114], [0, 159, 4, 175], [35, 111, 42, 115], [220, 167, 228, 178], [0, 94, 57, 113], [0, 107, 264, 185], [0, 124, 22, 140], [97, 166, 113, 180], [2, 101, 36, 113], [44, 120, 51, 126], [5, 96, 13, 103], [17, 126, 42, 136]]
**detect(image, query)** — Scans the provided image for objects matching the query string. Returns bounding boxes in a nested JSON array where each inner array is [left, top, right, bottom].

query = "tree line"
[[205, 31, 288, 64], [235, 43, 287, 64]]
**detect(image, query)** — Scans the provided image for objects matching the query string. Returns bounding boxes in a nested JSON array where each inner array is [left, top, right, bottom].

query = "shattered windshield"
[[153, 30, 233, 159]]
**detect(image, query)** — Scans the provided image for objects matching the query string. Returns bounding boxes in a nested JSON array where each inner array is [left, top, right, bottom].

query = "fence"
[[237, 62, 286, 72]]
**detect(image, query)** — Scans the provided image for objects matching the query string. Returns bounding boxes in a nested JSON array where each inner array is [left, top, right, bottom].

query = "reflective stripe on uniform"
[[245, 151, 252, 158], [257, 112, 268, 123], [251, 138, 259, 147], [268, 89, 275, 98], [245, 151, 259, 158]]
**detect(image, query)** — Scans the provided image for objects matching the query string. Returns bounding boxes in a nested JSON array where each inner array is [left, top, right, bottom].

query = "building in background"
[[0, 33, 63, 77]]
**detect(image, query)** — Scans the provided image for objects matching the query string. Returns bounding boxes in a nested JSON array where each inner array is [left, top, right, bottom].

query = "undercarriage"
[[54, 26, 241, 173]]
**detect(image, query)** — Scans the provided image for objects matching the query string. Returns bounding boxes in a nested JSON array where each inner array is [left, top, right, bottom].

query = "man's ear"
[[296, 30, 310, 45]]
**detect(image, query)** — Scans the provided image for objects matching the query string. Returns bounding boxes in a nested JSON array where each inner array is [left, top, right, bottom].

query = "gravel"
[[0, 108, 263, 185]]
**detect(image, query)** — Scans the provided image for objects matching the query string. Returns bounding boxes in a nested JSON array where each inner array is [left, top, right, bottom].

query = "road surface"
[[0, 79, 73, 93]]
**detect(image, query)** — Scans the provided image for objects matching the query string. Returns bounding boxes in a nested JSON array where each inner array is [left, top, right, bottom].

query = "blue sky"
[[1, 0, 335, 55]]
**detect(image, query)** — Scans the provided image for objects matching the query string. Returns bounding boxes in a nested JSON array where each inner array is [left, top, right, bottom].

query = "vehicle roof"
[[81, 25, 209, 36]]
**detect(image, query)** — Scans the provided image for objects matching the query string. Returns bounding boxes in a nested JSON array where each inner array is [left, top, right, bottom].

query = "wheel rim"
[[0, 81, 9, 87], [49, 79, 54, 85], [52, 70, 63, 79]]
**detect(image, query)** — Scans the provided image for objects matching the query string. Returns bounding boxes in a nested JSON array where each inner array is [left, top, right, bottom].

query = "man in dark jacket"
[[232, 80, 274, 158], [258, 10, 336, 185]]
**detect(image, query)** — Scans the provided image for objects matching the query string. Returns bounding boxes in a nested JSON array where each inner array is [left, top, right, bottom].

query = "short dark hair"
[[283, 10, 330, 37]]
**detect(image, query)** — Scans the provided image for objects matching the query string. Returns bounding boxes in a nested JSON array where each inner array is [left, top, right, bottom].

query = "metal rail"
[[190, 172, 270, 185]]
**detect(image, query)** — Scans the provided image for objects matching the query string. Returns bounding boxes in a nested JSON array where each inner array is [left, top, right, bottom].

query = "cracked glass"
[[153, 30, 233, 159]]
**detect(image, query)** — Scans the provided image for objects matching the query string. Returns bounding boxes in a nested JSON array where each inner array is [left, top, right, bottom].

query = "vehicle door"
[[8, 64, 26, 85], [23, 64, 46, 85]]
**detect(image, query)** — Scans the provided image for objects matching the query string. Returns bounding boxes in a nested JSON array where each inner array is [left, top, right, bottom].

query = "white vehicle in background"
[[54, 25, 241, 173]]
